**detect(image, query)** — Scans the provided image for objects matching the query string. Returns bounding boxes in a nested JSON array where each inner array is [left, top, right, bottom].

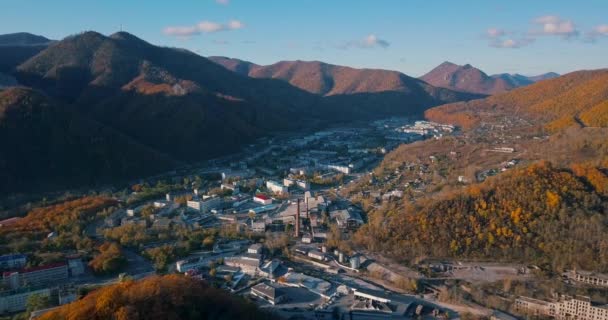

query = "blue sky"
[[2, 0, 607, 76]]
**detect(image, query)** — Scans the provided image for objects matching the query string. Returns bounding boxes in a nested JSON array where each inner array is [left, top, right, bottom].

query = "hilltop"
[[38, 275, 273, 320], [420, 61, 557, 95]]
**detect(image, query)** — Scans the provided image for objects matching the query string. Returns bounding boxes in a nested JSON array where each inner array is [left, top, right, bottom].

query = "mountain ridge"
[[420, 61, 558, 95]]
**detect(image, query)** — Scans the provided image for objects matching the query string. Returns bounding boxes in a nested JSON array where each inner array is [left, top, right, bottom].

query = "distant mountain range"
[[0, 32, 54, 73], [0, 31, 480, 192], [0, 32, 53, 46], [419, 61, 559, 95], [426, 68, 608, 130]]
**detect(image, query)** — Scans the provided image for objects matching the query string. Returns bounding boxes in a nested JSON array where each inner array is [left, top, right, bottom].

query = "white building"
[[0, 287, 51, 314], [187, 196, 221, 213], [248, 244, 263, 255], [251, 222, 266, 233], [515, 295, 608, 320], [253, 194, 272, 205], [266, 180, 288, 194]]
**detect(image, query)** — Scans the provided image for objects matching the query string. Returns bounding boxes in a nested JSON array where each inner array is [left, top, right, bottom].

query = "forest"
[[38, 275, 273, 320], [354, 161, 608, 272]]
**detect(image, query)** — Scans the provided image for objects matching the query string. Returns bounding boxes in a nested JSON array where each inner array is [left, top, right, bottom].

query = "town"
[[0, 117, 606, 320]]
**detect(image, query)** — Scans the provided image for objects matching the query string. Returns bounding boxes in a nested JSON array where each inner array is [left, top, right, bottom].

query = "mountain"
[[0, 33, 53, 73], [209, 57, 480, 100], [425, 69, 608, 130], [208, 56, 259, 76], [38, 275, 272, 320], [420, 61, 559, 95], [1, 31, 480, 192], [0, 32, 52, 46], [527, 72, 560, 82], [0, 87, 175, 192]]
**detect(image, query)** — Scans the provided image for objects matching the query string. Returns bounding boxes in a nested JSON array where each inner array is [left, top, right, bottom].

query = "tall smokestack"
[[295, 198, 300, 237]]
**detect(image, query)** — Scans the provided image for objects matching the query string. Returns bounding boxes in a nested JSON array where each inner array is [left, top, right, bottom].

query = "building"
[[187, 196, 221, 213], [564, 270, 608, 287], [221, 169, 254, 181], [515, 295, 608, 320], [0, 254, 27, 270], [2, 263, 68, 290], [176, 257, 210, 273], [283, 178, 295, 187], [250, 283, 285, 305], [266, 180, 288, 194], [225, 255, 261, 276], [251, 221, 266, 233], [258, 260, 281, 279], [248, 244, 263, 255], [295, 180, 310, 190], [330, 209, 364, 229], [307, 250, 326, 262], [253, 194, 272, 205], [67, 257, 84, 277], [0, 287, 51, 314]]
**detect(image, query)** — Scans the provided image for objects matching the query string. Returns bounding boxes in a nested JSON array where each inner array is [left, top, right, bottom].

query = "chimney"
[[295, 198, 301, 237]]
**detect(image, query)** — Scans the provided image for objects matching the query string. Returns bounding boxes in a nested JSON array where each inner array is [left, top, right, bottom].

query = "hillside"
[[0, 87, 175, 192], [425, 69, 608, 130], [420, 61, 556, 95], [354, 162, 608, 272], [38, 275, 272, 320]]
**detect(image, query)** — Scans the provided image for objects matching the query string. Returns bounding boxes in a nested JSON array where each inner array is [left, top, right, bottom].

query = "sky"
[[2, 0, 607, 77]]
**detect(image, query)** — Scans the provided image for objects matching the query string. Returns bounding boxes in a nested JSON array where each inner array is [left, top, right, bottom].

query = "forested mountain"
[[0, 31, 481, 193], [38, 275, 273, 320], [425, 69, 608, 130], [0, 87, 175, 192], [354, 162, 608, 272]]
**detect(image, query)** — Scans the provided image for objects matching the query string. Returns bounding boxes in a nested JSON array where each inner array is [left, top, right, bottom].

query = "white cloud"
[[341, 34, 390, 49], [595, 25, 608, 35], [164, 20, 244, 36], [532, 15, 579, 38], [490, 37, 535, 49], [216, 0, 229, 4], [486, 28, 506, 38], [584, 24, 608, 43]]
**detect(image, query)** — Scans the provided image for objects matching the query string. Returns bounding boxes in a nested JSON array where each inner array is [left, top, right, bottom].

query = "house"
[[253, 194, 272, 205], [251, 283, 285, 305]]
